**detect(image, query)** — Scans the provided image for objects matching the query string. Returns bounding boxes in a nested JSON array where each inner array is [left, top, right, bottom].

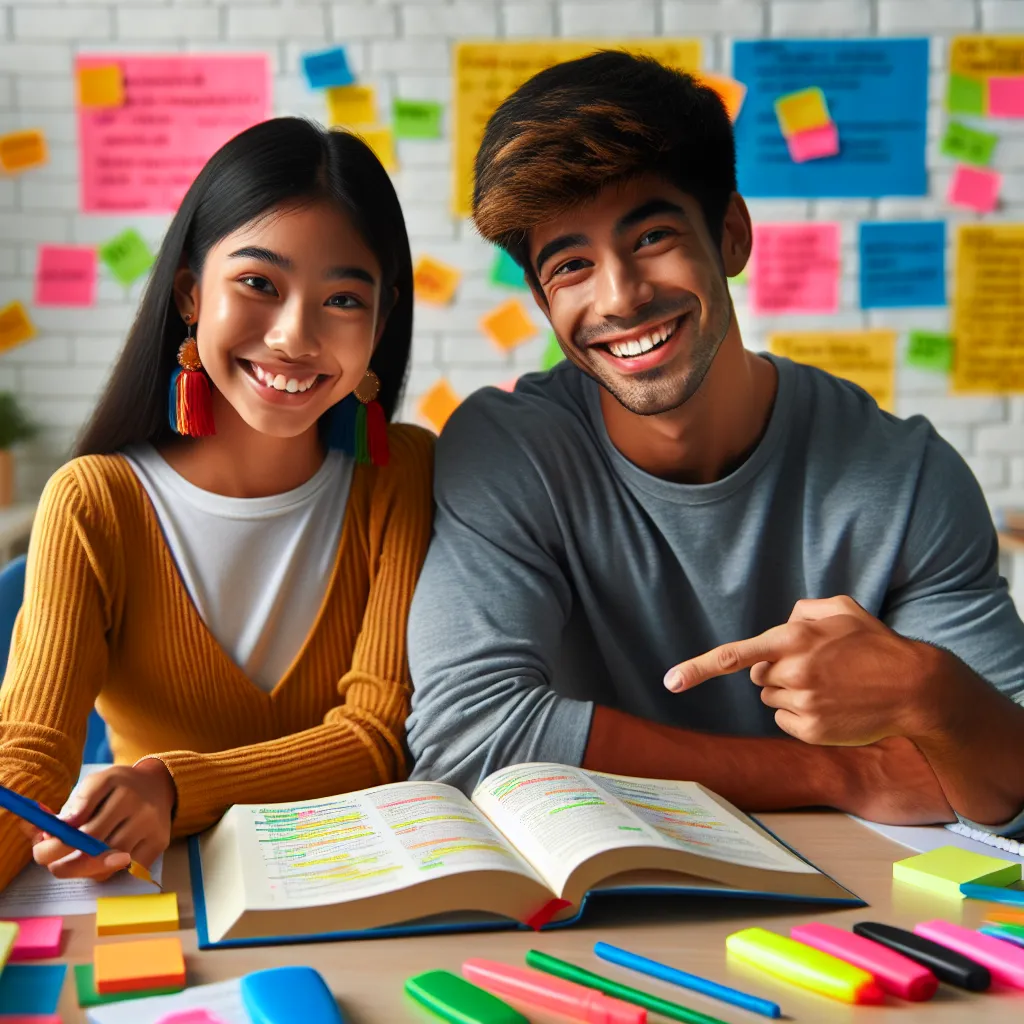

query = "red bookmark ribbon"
[[525, 898, 573, 931]]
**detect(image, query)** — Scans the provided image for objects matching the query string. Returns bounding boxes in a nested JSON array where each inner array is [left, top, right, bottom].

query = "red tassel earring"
[[354, 368, 389, 467], [168, 315, 216, 437]]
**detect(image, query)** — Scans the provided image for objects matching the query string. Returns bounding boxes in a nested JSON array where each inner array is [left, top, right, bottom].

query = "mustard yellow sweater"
[[0, 424, 434, 891]]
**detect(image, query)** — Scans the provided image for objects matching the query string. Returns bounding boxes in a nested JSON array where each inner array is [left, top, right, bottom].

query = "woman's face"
[[174, 199, 386, 440]]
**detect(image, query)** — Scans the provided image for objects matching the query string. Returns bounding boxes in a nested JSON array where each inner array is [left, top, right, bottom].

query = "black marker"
[[852, 921, 991, 991]]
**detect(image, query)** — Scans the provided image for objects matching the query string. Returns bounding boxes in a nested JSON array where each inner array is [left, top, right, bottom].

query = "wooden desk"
[[52, 811, 1022, 1022]]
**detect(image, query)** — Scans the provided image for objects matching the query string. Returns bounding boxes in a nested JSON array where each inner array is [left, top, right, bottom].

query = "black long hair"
[[75, 117, 413, 457]]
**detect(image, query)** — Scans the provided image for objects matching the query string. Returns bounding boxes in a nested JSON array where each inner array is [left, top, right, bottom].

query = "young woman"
[[0, 117, 433, 889]]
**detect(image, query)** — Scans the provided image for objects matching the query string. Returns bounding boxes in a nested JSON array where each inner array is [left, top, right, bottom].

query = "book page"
[[229, 781, 543, 912]]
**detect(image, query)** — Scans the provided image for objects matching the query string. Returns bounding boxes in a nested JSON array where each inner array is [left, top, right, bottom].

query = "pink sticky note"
[[156, 1012, 228, 1024], [34, 246, 96, 307], [77, 54, 270, 213], [787, 122, 839, 163], [495, 378, 518, 392], [751, 222, 841, 315], [988, 76, 1024, 118], [948, 164, 1002, 213], [3, 916, 62, 960]]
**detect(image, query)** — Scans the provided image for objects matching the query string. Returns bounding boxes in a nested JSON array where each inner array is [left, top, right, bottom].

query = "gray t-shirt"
[[407, 355, 1024, 817]]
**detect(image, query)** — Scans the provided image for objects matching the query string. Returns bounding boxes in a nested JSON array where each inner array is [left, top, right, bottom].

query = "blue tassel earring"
[[326, 370, 389, 466]]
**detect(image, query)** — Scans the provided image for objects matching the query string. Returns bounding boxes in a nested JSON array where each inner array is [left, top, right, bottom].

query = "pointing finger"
[[664, 625, 794, 692]]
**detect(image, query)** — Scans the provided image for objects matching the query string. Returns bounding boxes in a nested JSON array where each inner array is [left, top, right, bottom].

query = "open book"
[[191, 762, 859, 948]]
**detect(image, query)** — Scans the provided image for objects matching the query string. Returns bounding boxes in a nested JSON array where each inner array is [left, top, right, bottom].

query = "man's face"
[[527, 174, 746, 416]]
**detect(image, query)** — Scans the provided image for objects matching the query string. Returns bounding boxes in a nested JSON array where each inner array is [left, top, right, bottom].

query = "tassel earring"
[[168, 315, 215, 437], [326, 369, 389, 466]]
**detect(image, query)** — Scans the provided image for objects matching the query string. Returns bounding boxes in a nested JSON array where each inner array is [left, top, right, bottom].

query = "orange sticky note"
[[327, 84, 376, 126], [357, 126, 397, 172], [480, 299, 538, 351], [413, 255, 461, 305], [94, 936, 185, 994], [0, 129, 48, 174], [419, 380, 461, 433], [0, 301, 36, 353], [774, 87, 831, 138], [697, 73, 746, 121], [77, 64, 125, 108], [96, 892, 178, 936]]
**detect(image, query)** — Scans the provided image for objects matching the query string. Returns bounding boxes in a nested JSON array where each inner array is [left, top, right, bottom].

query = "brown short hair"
[[473, 51, 736, 272]]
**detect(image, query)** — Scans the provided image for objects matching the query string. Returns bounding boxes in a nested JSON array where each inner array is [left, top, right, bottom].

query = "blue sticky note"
[[859, 221, 946, 309], [733, 39, 928, 197], [302, 47, 354, 90], [0, 963, 67, 1014]]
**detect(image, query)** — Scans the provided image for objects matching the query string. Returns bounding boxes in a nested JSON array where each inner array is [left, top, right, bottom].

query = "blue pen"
[[594, 941, 782, 1020], [960, 883, 1024, 907]]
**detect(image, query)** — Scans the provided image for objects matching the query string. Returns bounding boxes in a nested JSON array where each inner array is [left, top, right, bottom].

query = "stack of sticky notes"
[[774, 86, 839, 163], [93, 936, 186, 996], [96, 892, 179, 936], [981, 909, 1024, 949], [3, 916, 62, 960], [893, 846, 1022, 899]]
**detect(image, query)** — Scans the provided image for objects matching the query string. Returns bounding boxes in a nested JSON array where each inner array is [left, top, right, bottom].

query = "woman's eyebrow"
[[325, 266, 376, 285], [227, 246, 293, 270]]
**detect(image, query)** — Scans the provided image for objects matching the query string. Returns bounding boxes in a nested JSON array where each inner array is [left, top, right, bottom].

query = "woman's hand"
[[31, 760, 176, 881]]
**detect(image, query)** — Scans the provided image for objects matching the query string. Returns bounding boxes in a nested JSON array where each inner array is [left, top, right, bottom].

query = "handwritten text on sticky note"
[[302, 47, 353, 90], [393, 99, 443, 139], [327, 85, 376, 126], [941, 121, 997, 166], [751, 223, 840, 315], [99, 229, 154, 286], [859, 221, 946, 309], [907, 331, 955, 374], [35, 246, 97, 307]]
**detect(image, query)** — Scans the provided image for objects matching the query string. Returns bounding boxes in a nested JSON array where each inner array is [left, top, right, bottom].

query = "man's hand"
[[663, 596, 950, 746], [30, 760, 176, 881]]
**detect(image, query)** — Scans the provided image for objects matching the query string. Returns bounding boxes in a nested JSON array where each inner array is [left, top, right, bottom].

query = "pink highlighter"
[[463, 959, 645, 1024], [915, 920, 1024, 990], [791, 923, 937, 1001]]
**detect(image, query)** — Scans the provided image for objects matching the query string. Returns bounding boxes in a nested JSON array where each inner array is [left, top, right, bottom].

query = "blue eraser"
[[241, 967, 345, 1023]]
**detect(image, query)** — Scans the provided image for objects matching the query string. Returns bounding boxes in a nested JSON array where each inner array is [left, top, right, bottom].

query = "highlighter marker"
[[725, 927, 884, 1005], [981, 925, 1024, 949], [853, 922, 990, 991], [986, 908, 1024, 928], [914, 919, 1024, 990], [463, 959, 645, 1024], [406, 970, 529, 1024], [790, 922, 937, 1001]]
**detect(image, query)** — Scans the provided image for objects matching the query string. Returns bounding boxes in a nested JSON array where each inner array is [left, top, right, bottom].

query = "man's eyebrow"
[[615, 199, 687, 234], [325, 266, 376, 285], [227, 246, 293, 270], [535, 233, 590, 275]]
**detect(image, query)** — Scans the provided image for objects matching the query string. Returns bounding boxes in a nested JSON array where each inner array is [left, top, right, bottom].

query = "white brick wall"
[[0, 0, 1022, 523]]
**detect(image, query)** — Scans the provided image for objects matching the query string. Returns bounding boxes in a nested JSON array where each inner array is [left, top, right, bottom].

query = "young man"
[[407, 52, 1024, 832]]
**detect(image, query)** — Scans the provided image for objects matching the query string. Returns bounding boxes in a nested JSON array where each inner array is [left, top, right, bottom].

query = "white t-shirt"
[[123, 444, 353, 693]]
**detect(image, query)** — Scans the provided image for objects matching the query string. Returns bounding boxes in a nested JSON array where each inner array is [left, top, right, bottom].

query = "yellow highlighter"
[[726, 927, 884, 1004]]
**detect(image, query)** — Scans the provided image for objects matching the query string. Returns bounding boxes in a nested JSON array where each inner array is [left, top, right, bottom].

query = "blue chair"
[[0, 555, 111, 763]]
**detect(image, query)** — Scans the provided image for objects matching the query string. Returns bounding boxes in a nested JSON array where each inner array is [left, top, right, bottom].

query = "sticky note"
[[78, 64, 125, 108], [495, 378, 518, 392], [413, 255, 460, 306], [357, 126, 397, 172], [941, 121, 998, 167], [34, 245, 97, 308], [988, 76, 1024, 118], [0, 301, 36, 354], [419, 380, 461, 433], [98, 228, 154, 286], [0, 129, 48, 174], [0, 964, 66, 1014], [326, 84, 376, 126], [393, 98, 444, 140], [0, 1016, 61, 1024], [893, 847, 1021, 899], [907, 331, 955, 373], [859, 221, 946, 309], [94, 935, 186, 994], [489, 249, 528, 291], [540, 332, 564, 371], [5, 917, 61, 961], [75, 962, 183, 1007], [695, 72, 746, 121], [301, 46, 353, 90], [0, 921, 17, 967], [948, 164, 1002, 213], [158, 1013, 229, 1024], [947, 73, 985, 115], [96, 892, 178, 937], [787, 122, 840, 163], [774, 86, 831, 137], [751, 223, 840, 315], [480, 299, 538, 351]]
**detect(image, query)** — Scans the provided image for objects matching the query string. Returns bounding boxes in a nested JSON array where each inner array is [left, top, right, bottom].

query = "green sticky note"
[[947, 73, 985, 116], [893, 846, 1021, 900], [490, 248, 528, 290], [941, 121, 998, 167], [906, 331, 954, 373], [98, 228, 154, 286], [392, 98, 443, 140], [74, 963, 183, 1007], [540, 331, 564, 371], [733, 266, 749, 285]]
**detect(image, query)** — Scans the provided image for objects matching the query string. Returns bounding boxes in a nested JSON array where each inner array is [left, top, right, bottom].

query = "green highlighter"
[[406, 970, 528, 1024]]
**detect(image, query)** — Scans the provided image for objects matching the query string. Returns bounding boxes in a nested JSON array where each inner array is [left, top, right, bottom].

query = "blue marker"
[[242, 967, 346, 1023], [960, 883, 1024, 907], [594, 941, 782, 1019]]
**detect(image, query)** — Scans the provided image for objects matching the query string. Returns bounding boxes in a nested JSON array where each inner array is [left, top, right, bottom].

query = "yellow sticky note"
[[893, 847, 1021, 900], [696, 72, 746, 121], [327, 84, 377, 126], [0, 921, 17, 969], [0, 129, 48, 174], [480, 299, 538, 352], [419, 380, 461, 433], [77, 64, 125, 108], [0, 301, 36, 354], [413, 255, 461, 306], [774, 87, 831, 138], [96, 892, 179, 937], [358, 125, 397, 172]]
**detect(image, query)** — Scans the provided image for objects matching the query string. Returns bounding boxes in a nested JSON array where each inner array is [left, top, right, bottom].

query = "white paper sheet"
[[851, 817, 1024, 863], [87, 980, 247, 1024]]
